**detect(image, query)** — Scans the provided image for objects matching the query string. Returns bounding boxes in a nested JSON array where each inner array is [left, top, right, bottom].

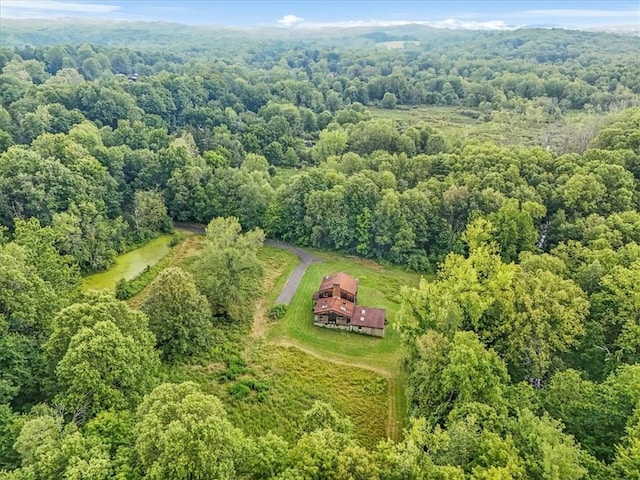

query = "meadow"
[[368, 104, 608, 152], [166, 243, 425, 445]]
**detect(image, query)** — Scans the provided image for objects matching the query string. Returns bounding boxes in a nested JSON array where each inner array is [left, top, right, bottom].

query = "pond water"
[[83, 234, 173, 291]]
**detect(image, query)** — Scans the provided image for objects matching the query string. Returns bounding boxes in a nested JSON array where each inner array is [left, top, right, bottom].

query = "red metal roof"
[[351, 306, 386, 329], [318, 272, 358, 296], [313, 296, 356, 318]]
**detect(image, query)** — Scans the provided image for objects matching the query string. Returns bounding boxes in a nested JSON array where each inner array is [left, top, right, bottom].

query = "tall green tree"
[[134, 382, 246, 480], [12, 217, 81, 297], [11, 413, 112, 480], [44, 294, 159, 414], [54, 319, 158, 416], [500, 267, 588, 383], [131, 189, 171, 238], [141, 267, 212, 362], [407, 331, 509, 426], [190, 217, 264, 321]]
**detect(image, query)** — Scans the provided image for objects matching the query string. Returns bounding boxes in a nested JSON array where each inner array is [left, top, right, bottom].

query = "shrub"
[[115, 278, 135, 300], [169, 232, 186, 247], [228, 382, 251, 399], [268, 303, 288, 320], [219, 354, 249, 381], [381, 92, 397, 109]]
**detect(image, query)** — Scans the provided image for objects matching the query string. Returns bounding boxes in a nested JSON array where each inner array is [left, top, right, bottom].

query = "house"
[[313, 272, 358, 303], [312, 272, 385, 337]]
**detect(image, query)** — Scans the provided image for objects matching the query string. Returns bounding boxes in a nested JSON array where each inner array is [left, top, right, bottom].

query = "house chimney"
[[332, 283, 340, 297]]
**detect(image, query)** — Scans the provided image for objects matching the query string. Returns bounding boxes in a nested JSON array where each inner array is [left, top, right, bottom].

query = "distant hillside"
[[1, 19, 639, 65], [360, 31, 419, 43]]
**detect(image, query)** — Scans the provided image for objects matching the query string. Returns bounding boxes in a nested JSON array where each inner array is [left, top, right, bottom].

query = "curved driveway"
[[265, 239, 319, 304], [174, 224, 317, 305]]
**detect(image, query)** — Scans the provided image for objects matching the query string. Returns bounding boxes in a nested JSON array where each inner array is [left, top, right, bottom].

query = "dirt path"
[[274, 338, 403, 440], [264, 239, 319, 305]]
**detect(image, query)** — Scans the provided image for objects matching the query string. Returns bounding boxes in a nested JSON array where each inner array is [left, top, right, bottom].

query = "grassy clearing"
[[152, 239, 425, 446], [167, 343, 388, 447], [368, 105, 608, 150], [162, 244, 391, 446], [267, 249, 425, 439], [268, 250, 423, 371], [369, 105, 487, 135], [377, 41, 420, 49]]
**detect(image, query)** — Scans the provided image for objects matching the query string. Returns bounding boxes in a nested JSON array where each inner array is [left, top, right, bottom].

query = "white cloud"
[[1, 1, 119, 17], [521, 9, 639, 19], [293, 18, 517, 31], [277, 14, 304, 27]]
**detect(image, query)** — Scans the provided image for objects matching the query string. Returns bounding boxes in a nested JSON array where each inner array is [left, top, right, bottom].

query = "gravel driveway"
[[265, 239, 319, 305]]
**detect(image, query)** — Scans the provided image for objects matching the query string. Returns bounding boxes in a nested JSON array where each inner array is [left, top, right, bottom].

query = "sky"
[[1, 0, 639, 31]]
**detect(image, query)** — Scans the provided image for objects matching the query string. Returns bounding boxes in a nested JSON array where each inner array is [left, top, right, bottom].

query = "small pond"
[[83, 234, 173, 291]]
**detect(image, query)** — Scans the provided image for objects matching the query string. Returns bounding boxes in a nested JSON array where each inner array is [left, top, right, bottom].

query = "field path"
[[265, 240, 319, 305], [274, 338, 403, 440]]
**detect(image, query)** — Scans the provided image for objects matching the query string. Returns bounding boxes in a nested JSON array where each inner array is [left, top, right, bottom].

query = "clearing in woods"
[[263, 247, 425, 442], [368, 105, 609, 151], [158, 228, 425, 446]]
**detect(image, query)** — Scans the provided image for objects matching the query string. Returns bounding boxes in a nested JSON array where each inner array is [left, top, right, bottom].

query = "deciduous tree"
[[141, 267, 212, 362], [190, 217, 264, 321], [134, 382, 246, 480]]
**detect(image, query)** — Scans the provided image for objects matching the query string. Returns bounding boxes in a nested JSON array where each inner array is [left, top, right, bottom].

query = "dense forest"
[[1, 18, 640, 479]]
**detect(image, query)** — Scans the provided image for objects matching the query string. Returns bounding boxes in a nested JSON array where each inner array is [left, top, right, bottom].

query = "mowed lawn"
[[268, 251, 420, 370], [267, 249, 425, 439]]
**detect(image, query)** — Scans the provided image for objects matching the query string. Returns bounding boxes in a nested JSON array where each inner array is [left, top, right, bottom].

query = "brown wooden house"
[[312, 272, 385, 337], [313, 272, 358, 303], [313, 296, 355, 327]]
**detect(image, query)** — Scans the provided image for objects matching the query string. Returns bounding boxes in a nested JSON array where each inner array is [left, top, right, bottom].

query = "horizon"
[[1, 0, 639, 32]]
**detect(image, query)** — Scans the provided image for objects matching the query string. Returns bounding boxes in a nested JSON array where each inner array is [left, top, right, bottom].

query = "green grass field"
[[267, 250, 425, 440], [158, 241, 426, 446], [168, 343, 388, 447]]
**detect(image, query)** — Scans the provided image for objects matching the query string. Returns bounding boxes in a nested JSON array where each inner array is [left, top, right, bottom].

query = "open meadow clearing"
[[81, 228, 426, 444], [368, 105, 609, 151], [165, 242, 425, 445]]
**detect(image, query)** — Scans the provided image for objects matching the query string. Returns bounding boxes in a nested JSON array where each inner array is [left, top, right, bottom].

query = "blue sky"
[[1, 1, 639, 30]]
